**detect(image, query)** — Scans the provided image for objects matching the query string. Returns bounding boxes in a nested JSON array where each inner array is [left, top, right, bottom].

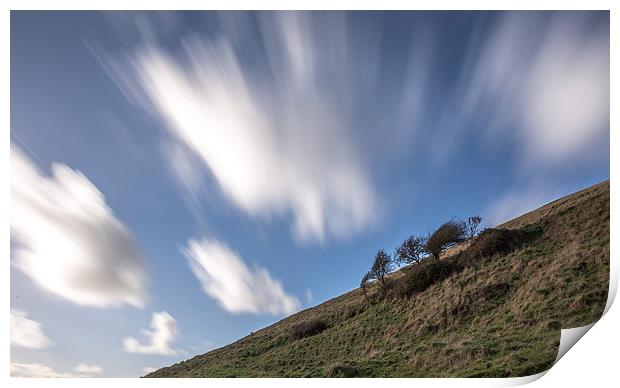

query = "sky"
[[10, 11, 609, 377]]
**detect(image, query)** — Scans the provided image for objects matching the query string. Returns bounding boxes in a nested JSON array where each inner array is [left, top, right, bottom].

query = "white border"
[[3, 2, 617, 388]]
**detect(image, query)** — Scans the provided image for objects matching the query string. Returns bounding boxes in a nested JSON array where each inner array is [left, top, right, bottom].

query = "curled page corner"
[[520, 258, 618, 384], [554, 323, 595, 364], [499, 322, 598, 386], [499, 370, 547, 386]]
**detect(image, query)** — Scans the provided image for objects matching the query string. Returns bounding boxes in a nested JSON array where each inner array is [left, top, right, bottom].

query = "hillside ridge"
[[147, 180, 609, 378]]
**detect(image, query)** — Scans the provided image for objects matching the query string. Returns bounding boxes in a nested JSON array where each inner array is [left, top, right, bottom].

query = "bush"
[[391, 260, 463, 299], [425, 220, 467, 260], [457, 228, 535, 267], [342, 304, 365, 320], [290, 318, 328, 340], [326, 362, 364, 377]]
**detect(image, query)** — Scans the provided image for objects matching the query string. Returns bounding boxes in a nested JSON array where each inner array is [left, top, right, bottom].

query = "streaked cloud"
[[184, 238, 300, 316], [483, 184, 557, 226], [123, 311, 179, 355], [115, 12, 382, 243], [446, 12, 609, 224], [10, 362, 75, 378], [73, 363, 103, 374], [305, 288, 314, 304], [460, 12, 609, 166], [10, 309, 53, 349], [10, 145, 149, 308]]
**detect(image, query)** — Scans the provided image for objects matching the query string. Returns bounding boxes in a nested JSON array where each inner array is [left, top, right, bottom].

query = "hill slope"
[[148, 180, 610, 378]]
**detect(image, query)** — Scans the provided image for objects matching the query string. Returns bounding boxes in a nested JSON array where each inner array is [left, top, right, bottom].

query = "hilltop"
[[147, 180, 609, 377]]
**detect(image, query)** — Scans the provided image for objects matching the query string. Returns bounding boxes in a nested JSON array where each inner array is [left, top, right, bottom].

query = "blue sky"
[[10, 11, 609, 377]]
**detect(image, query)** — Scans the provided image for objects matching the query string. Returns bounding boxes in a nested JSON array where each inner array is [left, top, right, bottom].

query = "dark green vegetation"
[[147, 181, 609, 378]]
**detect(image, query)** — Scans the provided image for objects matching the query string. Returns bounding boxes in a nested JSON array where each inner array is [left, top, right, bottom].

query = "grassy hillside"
[[147, 180, 610, 378]]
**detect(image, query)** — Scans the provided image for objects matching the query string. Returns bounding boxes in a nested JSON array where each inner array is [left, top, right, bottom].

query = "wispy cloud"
[[305, 288, 314, 304], [10, 362, 103, 378], [450, 12, 609, 223], [460, 12, 609, 166], [184, 238, 300, 316], [10, 362, 76, 378], [10, 309, 53, 349], [10, 145, 149, 308], [109, 12, 384, 243], [123, 311, 179, 356], [73, 363, 103, 375], [483, 184, 557, 227], [99, 12, 608, 244]]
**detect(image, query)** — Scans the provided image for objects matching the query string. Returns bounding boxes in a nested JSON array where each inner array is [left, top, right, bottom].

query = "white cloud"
[[461, 12, 609, 166], [123, 311, 179, 355], [305, 288, 314, 304], [184, 238, 300, 316], [10, 309, 53, 349], [10, 145, 148, 308], [465, 13, 608, 227], [520, 15, 609, 162], [10, 362, 76, 378], [483, 184, 557, 227], [122, 12, 377, 242], [73, 363, 103, 374]]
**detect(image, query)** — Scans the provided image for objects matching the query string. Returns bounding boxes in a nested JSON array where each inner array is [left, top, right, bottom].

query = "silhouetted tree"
[[466, 216, 483, 240], [360, 271, 371, 298], [371, 249, 392, 285], [395, 235, 426, 266], [424, 220, 467, 261]]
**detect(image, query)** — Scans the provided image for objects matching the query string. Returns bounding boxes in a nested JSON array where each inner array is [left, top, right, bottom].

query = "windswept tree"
[[424, 220, 467, 261], [360, 271, 372, 298], [371, 249, 392, 285], [395, 235, 426, 266], [466, 215, 483, 240]]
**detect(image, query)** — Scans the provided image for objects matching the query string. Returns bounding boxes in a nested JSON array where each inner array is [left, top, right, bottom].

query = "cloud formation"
[[120, 12, 379, 242], [123, 311, 179, 355], [73, 363, 103, 374], [10, 362, 76, 378], [10, 309, 53, 349], [439, 12, 609, 225], [184, 238, 300, 315], [98, 11, 608, 244], [483, 185, 556, 227], [10, 145, 148, 308], [460, 12, 609, 166]]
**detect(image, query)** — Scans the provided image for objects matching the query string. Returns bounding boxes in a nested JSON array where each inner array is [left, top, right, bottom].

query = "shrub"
[[342, 304, 365, 320], [290, 318, 328, 340], [458, 228, 534, 266], [326, 362, 364, 377], [425, 220, 467, 261], [391, 260, 463, 299]]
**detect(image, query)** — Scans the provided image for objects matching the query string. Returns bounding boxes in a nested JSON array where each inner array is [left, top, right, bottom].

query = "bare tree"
[[466, 216, 483, 240], [371, 249, 392, 285], [360, 271, 371, 298], [424, 220, 466, 261], [395, 235, 426, 266]]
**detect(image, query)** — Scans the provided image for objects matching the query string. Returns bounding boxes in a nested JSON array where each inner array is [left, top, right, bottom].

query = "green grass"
[[146, 180, 609, 378]]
